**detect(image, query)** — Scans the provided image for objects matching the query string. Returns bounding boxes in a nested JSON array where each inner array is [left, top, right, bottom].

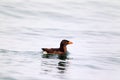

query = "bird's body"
[[42, 48, 64, 54]]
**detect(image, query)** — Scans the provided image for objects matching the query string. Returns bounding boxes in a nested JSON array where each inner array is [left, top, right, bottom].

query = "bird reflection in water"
[[41, 52, 70, 74], [57, 61, 67, 73]]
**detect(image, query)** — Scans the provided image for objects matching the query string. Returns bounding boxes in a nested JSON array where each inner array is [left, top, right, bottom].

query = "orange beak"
[[68, 41, 73, 44]]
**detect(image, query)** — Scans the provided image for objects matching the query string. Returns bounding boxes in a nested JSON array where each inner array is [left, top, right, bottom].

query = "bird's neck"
[[59, 45, 67, 52]]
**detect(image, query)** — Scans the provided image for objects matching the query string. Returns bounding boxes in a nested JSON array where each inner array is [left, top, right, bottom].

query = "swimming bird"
[[41, 39, 73, 54]]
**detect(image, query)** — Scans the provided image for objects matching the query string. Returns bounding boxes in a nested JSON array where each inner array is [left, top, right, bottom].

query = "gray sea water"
[[0, 0, 120, 80]]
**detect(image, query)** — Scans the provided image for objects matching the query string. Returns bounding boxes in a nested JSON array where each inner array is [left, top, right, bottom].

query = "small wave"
[[0, 49, 16, 53], [82, 31, 120, 37], [83, 64, 104, 70], [0, 49, 39, 55]]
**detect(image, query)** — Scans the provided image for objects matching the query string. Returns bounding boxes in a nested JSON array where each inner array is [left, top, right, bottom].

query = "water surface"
[[0, 0, 120, 80]]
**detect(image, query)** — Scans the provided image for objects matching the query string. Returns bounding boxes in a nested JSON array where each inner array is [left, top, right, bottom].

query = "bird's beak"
[[68, 41, 73, 44]]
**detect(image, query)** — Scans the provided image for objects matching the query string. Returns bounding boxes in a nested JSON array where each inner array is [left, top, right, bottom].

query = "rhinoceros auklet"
[[42, 39, 73, 54]]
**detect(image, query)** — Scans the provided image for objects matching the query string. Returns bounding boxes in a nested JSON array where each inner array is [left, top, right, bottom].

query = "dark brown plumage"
[[42, 40, 73, 54]]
